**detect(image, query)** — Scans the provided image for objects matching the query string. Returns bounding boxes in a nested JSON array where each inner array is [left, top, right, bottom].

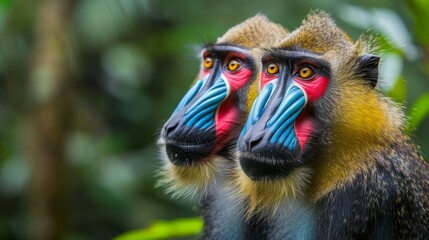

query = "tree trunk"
[[27, 0, 74, 239]]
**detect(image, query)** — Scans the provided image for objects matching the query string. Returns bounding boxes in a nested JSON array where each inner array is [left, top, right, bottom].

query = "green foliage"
[[0, 0, 11, 6], [406, 0, 429, 132], [113, 218, 203, 240], [387, 75, 407, 103], [408, 92, 429, 130], [407, 0, 429, 46]]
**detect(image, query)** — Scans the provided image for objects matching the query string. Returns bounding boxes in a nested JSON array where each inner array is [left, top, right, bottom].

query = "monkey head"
[[158, 15, 288, 196], [234, 11, 392, 214]]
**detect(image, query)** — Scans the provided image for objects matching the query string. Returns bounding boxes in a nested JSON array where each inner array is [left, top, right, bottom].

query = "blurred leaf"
[[338, 5, 417, 59], [379, 54, 404, 93], [407, 0, 429, 46], [102, 45, 152, 100], [75, 0, 146, 48], [67, 132, 98, 167], [0, 155, 28, 195], [100, 158, 136, 197], [0, 0, 12, 5], [387, 75, 407, 103], [0, 35, 29, 73], [408, 92, 429, 130], [113, 217, 203, 240], [337, 4, 372, 29]]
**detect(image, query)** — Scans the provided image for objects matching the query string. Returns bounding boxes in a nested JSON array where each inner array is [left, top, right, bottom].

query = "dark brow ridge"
[[204, 44, 251, 57]]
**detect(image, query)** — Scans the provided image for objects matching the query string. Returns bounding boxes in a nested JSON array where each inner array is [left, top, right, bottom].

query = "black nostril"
[[238, 134, 264, 152], [163, 121, 179, 137], [247, 135, 264, 151]]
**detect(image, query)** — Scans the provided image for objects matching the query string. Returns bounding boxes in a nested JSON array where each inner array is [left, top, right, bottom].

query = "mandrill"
[[158, 14, 288, 238], [235, 11, 429, 239]]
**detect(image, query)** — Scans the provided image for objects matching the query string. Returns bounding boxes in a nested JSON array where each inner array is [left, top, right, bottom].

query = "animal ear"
[[356, 54, 380, 88]]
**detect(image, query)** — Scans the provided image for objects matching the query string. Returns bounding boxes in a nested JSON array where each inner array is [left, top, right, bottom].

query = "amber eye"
[[227, 59, 241, 71], [203, 56, 214, 69], [298, 66, 315, 79], [266, 61, 280, 75]]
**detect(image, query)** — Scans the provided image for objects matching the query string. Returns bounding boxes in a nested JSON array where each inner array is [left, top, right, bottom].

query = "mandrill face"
[[238, 49, 330, 181], [160, 44, 257, 166], [157, 44, 260, 193]]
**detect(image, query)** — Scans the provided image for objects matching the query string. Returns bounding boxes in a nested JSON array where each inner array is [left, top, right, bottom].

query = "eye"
[[203, 56, 214, 69], [298, 65, 315, 79], [266, 61, 280, 75], [227, 59, 241, 71]]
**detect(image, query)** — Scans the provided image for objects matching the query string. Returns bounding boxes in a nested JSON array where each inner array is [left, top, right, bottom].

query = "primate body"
[[236, 11, 429, 239]]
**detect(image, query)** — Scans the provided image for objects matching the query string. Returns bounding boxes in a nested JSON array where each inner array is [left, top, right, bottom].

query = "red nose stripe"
[[294, 110, 314, 150], [214, 97, 239, 152]]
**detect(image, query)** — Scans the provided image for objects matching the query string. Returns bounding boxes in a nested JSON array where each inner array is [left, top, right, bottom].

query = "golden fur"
[[233, 10, 412, 215]]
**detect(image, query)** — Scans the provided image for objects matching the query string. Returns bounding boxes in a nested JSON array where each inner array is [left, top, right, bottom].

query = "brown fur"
[[218, 14, 288, 48]]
